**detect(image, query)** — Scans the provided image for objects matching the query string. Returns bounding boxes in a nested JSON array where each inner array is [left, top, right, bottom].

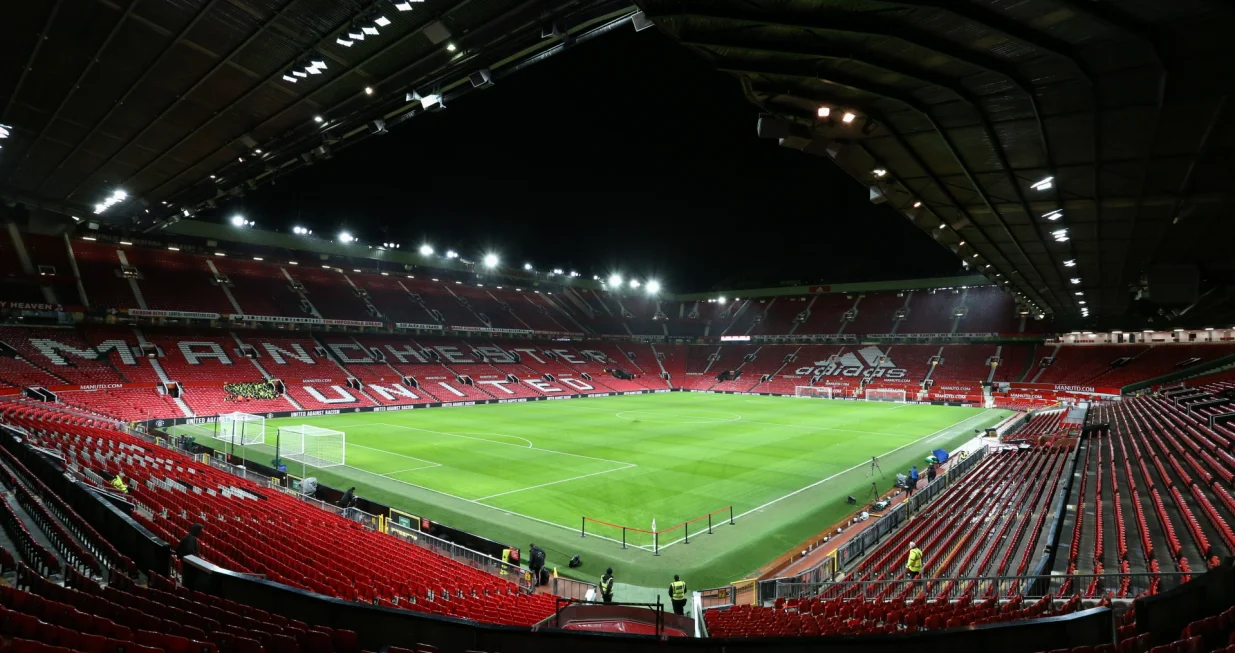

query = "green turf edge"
[[182, 399, 1010, 589]]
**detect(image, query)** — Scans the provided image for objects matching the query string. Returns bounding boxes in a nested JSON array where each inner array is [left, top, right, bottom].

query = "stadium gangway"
[[766, 571, 1191, 603]]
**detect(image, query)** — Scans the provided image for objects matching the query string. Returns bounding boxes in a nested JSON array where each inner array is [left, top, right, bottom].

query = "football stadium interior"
[[2, 1, 1235, 653]]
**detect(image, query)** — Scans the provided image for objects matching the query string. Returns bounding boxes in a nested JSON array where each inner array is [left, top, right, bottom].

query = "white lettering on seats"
[[553, 349, 584, 365], [384, 344, 427, 364], [302, 385, 357, 403], [31, 339, 137, 366], [434, 345, 472, 364], [367, 384, 420, 401], [262, 342, 315, 365], [579, 349, 611, 363], [511, 348, 546, 364], [477, 379, 515, 395], [526, 379, 562, 393], [560, 378, 594, 391], [437, 381, 466, 397], [474, 345, 515, 364], [327, 343, 374, 364], [179, 341, 232, 365]]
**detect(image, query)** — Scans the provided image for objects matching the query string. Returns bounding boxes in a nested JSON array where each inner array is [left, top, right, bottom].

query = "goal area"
[[865, 388, 908, 403], [794, 386, 834, 399], [279, 425, 346, 469], [216, 413, 266, 447]]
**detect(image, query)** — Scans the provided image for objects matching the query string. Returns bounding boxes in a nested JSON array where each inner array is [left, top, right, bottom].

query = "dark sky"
[[218, 26, 963, 293]]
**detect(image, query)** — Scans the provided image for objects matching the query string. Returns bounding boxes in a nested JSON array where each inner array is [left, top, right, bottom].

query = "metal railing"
[[836, 502, 906, 569], [550, 575, 597, 601], [388, 522, 535, 592], [769, 571, 1191, 602]]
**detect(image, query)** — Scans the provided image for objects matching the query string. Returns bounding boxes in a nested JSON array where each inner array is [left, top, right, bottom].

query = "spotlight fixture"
[[364, 86, 374, 95], [362, 26, 379, 36], [842, 112, 856, 123], [445, 250, 458, 259], [483, 253, 499, 268], [913, 201, 922, 208], [394, 1, 415, 10], [524, 263, 533, 271], [608, 274, 622, 286], [92, 189, 128, 214], [646, 280, 661, 293], [1051, 228, 1069, 242], [337, 38, 354, 47], [313, 115, 323, 124], [1042, 209, 1063, 221], [817, 107, 830, 118], [872, 168, 887, 178], [374, 16, 391, 27], [339, 231, 355, 243], [630, 279, 641, 289], [446, 43, 457, 52], [1070, 277, 1082, 285], [1031, 176, 1054, 191], [1063, 259, 1077, 267], [230, 215, 246, 227], [419, 244, 434, 256]]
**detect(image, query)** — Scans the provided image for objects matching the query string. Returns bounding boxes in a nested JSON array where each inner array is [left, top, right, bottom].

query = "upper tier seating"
[[211, 258, 308, 318], [290, 268, 377, 321], [845, 293, 903, 335], [957, 286, 1020, 333], [121, 247, 235, 314], [70, 241, 139, 310], [791, 294, 855, 336], [992, 344, 1036, 383], [931, 345, 997, 384], [13, 233, 84, 306], [898, 290, 959, 334]]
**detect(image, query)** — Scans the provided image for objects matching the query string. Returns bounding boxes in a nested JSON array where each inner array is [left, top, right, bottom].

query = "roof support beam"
[[730, 64, 1067, 309], [63, 0, 313, 202], [29, 0, 228, 195], [1, 0, 67, 124], [4, 0, 142, 187]]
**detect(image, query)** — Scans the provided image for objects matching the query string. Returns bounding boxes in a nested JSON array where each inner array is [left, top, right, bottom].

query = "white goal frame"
[[865, 388, 908, 403], [279, 425, 346, 469], [794, 386, 834, 399], [217, 413, 266, 447]]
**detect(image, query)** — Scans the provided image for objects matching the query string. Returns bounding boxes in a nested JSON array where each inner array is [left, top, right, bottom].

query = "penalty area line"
[[654, 409, 1000, 553], [473, 463, 638, 502]]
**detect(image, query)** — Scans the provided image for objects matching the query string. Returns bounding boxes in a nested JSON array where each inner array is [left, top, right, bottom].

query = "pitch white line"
[[365, 422, 635, 467], [654, 409, 1001, 552], [473, 463, 638, 502], [382, 463, 442, 475]]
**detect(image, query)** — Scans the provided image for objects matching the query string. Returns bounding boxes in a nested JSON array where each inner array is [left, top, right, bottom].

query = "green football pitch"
[[173, 393, 1010, 588]]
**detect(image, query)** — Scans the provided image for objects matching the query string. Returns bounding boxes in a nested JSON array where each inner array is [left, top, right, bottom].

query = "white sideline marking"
[[346, 443, 441, 477], [654, 409, 1001, 553], [472, 463, 638, 502], [383, 464, 442, 475]]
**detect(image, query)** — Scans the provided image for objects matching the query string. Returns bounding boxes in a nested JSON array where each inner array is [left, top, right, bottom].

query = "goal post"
[[217, 412, 266, 447], [865, 388, 908, 403], [278, 425, 346, 469], [794, 386, 834, 399]]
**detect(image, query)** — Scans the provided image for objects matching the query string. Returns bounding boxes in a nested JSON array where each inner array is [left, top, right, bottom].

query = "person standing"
[[669, 575, 688, 616], [909, 465, 919, 483], [176, 523, 203, 558], [906, 542, 924, 580], [528, 543, 546, 584], [600, 568, 615, 604], [927, 463, 938, 483]]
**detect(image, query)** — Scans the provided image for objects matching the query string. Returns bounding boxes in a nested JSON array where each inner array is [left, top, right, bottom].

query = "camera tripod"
[[866, 481, 879, 501], [868, 456, 884, 478]]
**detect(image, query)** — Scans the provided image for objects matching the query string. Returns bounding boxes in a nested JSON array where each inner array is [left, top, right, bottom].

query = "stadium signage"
[[1005, 382, 1121, 396], [231, 314, 384, 327], [792, 345, 908, 380], [452, 326, 533, 335], [720, 335, 751, 342], [127, 309, 222, 320], [394, 322, 444, 330], [0, 301, 65, 311]]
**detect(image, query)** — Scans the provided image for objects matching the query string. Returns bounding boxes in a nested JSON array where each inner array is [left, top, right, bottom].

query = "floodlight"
[[717, 296, 727, 304], [483, 253, 499, 268], [570, 271, 579, 277], [364, 86, 374, 95], [630, 279, 641, 289], [339, 231, 354, 243], [593, 275, 600, 280], [1043, 209, 1063, 221], [210, 175, 216, 179], [362, 26, 379, 35], [1075, 291, 1084, 296], [395, 2, 413, 10], [872, 168, 887, 177], [1063, 259, 1077, 267], [293, 226, 303, 234], [253, 257, 263, 261], [445, 250, 458, 259], [314, 115, 323, 123], [291, 70, 307, 78], [119, 241, 132, 246], [524, 263, 533, 270], [1070, 277, 1082, 285], [0, 125, 9, 139], [374, 16, 391, 27], [215, 252, 225, 257], [817, 106, 830, 118], [1078, 300, 1086, 305], [348, 31, 364, 41], [446, 43, 457, 52], [337, 38, 353, 47], [167, 246, 180, 251], [913, 201, 922, 208], [419, 244, 434, 256], [842, 112, 856, 123], [306, 67, 321, 75], [1051, 228, 1069, 242], [608, 274, 621, 286], [646, 280, 661, 293], [283, 75, 298, 83], [231, 215, 246, 227], [1031, 176, 1053, 191]]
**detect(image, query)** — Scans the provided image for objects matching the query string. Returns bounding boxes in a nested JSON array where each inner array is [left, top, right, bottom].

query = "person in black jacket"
[[340, 487, 355, 509], [176, 523, 203, 558], [528, 543, 546, 583]]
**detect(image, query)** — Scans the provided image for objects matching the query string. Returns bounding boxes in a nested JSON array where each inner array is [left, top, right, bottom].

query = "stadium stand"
[[120, 247, 235, 315], [898, 290, 960, 334], [845, 293, 902, 335], [931, 345, 997, 384], [791, 294, 856, 336], [210, 258, 309, 318], [957, 286, 1021, 334], [70, 241, 140, 310], [15, 233, 83, 306], [289, 268, 377, 322]]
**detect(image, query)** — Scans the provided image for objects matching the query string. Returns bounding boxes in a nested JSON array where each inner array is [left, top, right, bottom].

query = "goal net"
[[280, 425, 345, 468], [865, 388, 908, 403], [795, 386, 834, 399], [217, 413, 266, 447]]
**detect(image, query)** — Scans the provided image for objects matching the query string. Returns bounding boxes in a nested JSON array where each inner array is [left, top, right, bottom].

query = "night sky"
[[216, 26, 963, 293]]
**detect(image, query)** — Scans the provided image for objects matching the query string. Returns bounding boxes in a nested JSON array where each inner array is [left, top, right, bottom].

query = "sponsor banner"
[[867, 332, 997, 339], [721, 335, 751, 342], [50, 383, 160, 392], [532, 331, 585, 337], [0, 301, 68, 311], [232, 314, 384, 328], [1009, 382, 1121, 396], [808, 285, 831, 294], [394, 322, 444, 330], [127, 309, 222, 320], [451, 326, 533, 335]]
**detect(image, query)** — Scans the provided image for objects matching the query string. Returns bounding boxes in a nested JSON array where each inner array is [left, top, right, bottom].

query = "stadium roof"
[[0, 0, 632, 225], [636, 0, 1235, 330]]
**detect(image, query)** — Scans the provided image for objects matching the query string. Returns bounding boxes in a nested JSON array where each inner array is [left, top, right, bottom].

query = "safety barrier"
[[581, 505, 733, 554], [388, 523, 535, 593], [769, 571, 1191, 602]]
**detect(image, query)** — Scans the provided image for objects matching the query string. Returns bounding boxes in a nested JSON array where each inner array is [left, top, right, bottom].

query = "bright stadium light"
[[1031, 176, 1053, 191], [570, 271, 579, 277], [395, 1, 414, 10], [313, 115, 324, 123], [374, 15, 391, 27], [446, 43, 457, 52], [646, 280, 661, 293], [446, 250, 458, 259], [1043, 209, 1063, 221], [1064, 259, 1077, 267], [230, 214, 246, 227], [364, 86, 374, 95], [419, 244, 433, 256], [608, 274, 622, 286], [872, 168, 887, 178], [842, 112, 856, 123], [337, 38, 354, 47], [483, 253, 499, 268], [630, 279, 641, 289], [524, 263, 533, 270], [817, 106, 830, 118], [92, 189, 128, 214], [717, 296, 727, 304], [552, 268, 563, 275], [339, 231, 354, 243]]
